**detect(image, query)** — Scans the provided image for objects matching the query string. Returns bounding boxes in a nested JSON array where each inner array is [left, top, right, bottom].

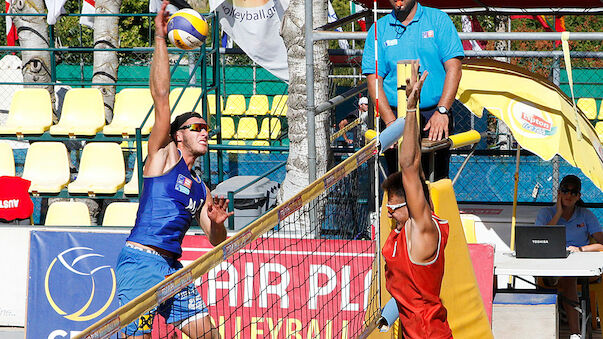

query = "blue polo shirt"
[[535, 206, 602, 247], [362, 3, 464, 110]]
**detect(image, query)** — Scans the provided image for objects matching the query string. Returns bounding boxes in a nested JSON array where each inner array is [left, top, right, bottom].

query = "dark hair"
[[560, 174, 585, 206], [170, 112, 202, 138], [381, 171, 431, 205]]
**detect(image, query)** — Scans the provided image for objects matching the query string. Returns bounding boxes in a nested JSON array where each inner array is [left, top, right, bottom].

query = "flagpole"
[[372, 0, 382, 316]]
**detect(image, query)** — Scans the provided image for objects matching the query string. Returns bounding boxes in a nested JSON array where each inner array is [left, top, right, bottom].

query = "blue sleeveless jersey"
[[127, 156, 206, 257]]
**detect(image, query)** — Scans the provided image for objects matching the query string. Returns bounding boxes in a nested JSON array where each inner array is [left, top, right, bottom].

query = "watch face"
[[438, 106, 447, 114]]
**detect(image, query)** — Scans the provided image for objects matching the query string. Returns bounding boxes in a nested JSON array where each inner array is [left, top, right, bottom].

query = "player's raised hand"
[[154, 0, 170, 38], [207, 195, 234, 226]]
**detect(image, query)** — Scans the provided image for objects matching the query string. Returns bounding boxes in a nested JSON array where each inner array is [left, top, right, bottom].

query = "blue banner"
[[27, 230, 127, 339]]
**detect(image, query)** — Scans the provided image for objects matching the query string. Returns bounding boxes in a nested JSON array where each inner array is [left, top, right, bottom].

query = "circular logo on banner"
[[507, 100, 558, 139], [44, 247, 116, 322]]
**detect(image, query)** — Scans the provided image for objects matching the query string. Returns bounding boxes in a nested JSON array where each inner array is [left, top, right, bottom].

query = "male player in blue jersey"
[[116, 1, 231, 338]]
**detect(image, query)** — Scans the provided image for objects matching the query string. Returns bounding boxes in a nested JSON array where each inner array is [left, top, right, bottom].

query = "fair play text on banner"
[[210, 0, 290, 81]]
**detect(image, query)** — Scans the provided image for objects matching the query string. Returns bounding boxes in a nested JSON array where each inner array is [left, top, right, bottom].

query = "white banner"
[[45, 0, 67, 25], [210, 0, 289, 81], [79, 0, 95, 28]]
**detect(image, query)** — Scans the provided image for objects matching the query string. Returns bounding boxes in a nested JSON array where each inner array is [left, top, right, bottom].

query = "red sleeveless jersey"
[[382, 213, 452, 339]]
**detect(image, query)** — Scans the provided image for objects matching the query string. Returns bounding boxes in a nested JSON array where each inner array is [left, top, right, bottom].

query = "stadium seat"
[[235, 117, 258, 139], [169, 87, 203, 118], [68, 142, 125, 195], [0, 142, 15, 176], [577, 98, 597, 120], [123, 144, 148, 196], [596, 122, 603, 142], [102, 202, 139, 226], [247, 95, 269, 116], [45, 201, 91, 226], [251, 140, 269, 153], [600, 100, 603, 120], [220, 117, 236, 139], [103, 88, 154, 136], [0, 88, 53, 136], [223, 94, 246, 116], [22, 142, 70, 194], [207, 94, 224, 116], [228, 140, 247, 153], [50, 88, 105, 136], [257, 117, 282, 139], [271, 95, 288, 116]]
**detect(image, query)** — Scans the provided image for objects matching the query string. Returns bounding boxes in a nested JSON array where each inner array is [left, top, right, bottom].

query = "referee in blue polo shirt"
[[362, 0, 463, 179]]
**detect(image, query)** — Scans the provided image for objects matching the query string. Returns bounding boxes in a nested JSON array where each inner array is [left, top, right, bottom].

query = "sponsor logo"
[[0, 199, 19, 208], [84, 315, 120, 339], [532, 239, 549, 244], [278, 196, 303, 221], [223, 229, 254, 260], [186, 198, 203, 215], [156, 269, 194, 304], [461, 208, 503, 215], [356, 144, 377, 166], [422, 30, 434, 38], [44, 247, 116, 322], [508, 100, 557, 138], [323, 166, 346, 190], [137, 314, 154, 331], [385, 39, 398, 47], [175, 174, 192, 195]]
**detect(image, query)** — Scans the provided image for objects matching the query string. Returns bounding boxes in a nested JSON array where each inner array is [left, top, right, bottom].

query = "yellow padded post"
[[271, 95, 288, 116], [22, 142, 70, 194], [429, 179, 493, 339], [49, 88, 105, 136], [595, 122, 603, 142], [257, 117, 281, 139], [223, 94, 246, 116], [102, 202, 139, 226], [0, 88, 53, 135], [449, 130, 481, 149], [0, 142, 15, 176], [577, 98, 597, 120], [460, 214, 477, 244], [68, 142, 125, 195], [45, 201, 91, 226], [236, 117, 259, 139], [247, 94, 269, 116], [104, 88, 155, 135]]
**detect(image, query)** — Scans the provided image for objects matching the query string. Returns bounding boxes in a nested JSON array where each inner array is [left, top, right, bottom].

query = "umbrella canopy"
[[457, 59, 603, 192]]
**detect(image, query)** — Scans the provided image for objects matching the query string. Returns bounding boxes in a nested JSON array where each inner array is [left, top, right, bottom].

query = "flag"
[[327, 0, 350, 50], [510, 15, 564, 47], [221, 31, 233, 48], [5, 0, 17, 46], [461, 15, 486, 51], [350, 2, 366, 32], [79, 0, 95, 28], [210, 0, 290, 81], [45, 0, 68, 25]]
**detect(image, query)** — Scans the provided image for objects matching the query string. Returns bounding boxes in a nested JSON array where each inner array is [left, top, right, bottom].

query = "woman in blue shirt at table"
[[535, 175, 603, 339]]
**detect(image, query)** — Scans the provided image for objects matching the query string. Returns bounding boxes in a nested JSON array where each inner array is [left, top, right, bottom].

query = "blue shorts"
[[116, 245, 209, 335]]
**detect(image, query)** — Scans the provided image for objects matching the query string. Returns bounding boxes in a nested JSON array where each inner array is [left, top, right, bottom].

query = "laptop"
[[515, 224, 569, 259]]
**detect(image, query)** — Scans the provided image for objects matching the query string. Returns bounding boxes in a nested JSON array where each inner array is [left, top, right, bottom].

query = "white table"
[[494, 251, 603, 338]]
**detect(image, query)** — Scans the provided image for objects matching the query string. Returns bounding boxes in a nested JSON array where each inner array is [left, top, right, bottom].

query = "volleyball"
[[167, 9, 209, 50]]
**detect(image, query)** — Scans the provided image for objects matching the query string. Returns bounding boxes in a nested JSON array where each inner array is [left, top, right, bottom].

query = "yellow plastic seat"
[[169, 87, 204, 119], [228, 140, 247, 154], [22, 142, 70, 194], [103, 88, 155, 136], [251, 140, 270, 153], [123, 144, 148, 196], [223, 94, 246, 116], [596, 122, 603, 142], [577, 98, 597, 120], [45, 201, 91, 226], [68, 142, 125, 195], [207, 94, 224, 116], [235, 117, 258, 139], [50, 88, 105, 136], [0, 142, 15, 176], [247, 95, 269, 116], [599, 101, 603, 120], [102, 202, 139, 226], [0, 88, 53, 135], [271, 95, 288, 116], [220, 117, 236, 139], [257, 117, 282, 139]]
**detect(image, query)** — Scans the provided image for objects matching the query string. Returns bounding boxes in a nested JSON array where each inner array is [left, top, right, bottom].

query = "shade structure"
[[457, 59, 603, 192], [353, 0, 601, 12]]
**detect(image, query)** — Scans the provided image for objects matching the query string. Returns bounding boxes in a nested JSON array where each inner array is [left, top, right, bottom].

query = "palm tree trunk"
[[278, 0, 331, 204], [92, 0, 121, 123]]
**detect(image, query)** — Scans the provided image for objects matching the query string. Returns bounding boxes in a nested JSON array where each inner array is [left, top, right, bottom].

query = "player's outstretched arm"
[[399, 61, 437, 264], [198, 187, 231, 246], [146, 0, 172, 170]]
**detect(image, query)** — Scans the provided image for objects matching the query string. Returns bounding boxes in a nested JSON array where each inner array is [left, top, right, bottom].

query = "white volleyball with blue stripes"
[[167, 9, 209, 50]]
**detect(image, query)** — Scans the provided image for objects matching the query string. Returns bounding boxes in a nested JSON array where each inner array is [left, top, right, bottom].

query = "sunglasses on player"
[[386, 202, 407, 214], [179, 123, 208, 132], [559, 186, 580, 196]]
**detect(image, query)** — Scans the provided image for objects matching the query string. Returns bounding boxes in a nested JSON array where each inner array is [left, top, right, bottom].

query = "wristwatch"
[[437, 106, 450, 116]]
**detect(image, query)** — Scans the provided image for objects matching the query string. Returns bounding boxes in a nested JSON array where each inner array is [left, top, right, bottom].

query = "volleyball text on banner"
[[79, 0, 95, 28], [210, 0, 290, 81], [5, 0, 17, 46], [45, 0, 68, 25]]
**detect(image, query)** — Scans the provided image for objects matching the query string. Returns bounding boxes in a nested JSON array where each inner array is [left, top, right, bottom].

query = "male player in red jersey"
[[381, 61, 453, 339]]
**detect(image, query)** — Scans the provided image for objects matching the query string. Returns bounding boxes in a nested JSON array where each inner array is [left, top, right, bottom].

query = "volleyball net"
[[75, 140, 381, 339]]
